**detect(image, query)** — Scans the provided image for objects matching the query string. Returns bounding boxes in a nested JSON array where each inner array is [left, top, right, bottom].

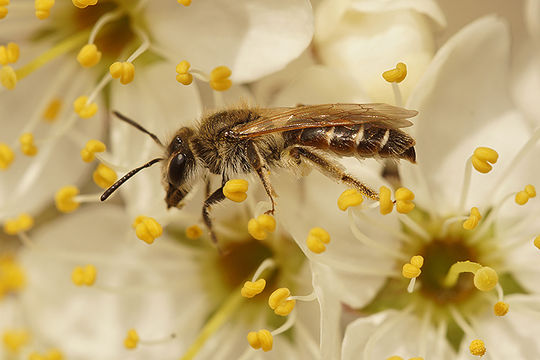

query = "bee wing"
[[231, 103, 418, 138]]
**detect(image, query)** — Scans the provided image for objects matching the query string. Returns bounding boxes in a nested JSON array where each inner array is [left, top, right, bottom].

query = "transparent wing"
[[231, 103, 418, 138]]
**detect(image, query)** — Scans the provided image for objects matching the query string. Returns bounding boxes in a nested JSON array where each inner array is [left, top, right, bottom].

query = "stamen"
[[0, 42, 19, 65], [77, 44, 102, 68], [0, 257, 26, 294], [29, 349, 63, 360], [71, 264, 97, 286], [72, 0, 98, 9], [80, 139, 106, 162], [247, 329, 273, 352], [34, 0, 54, 20], [124, 329, 139, 349], [223, 179, 249, 202], [109, 62, 135, 85], [379, 186, 393, 215], [54, 186, 81, 213], [462, 207, 482, 230], [471, 147, 498, 174], [443, 261, 498, 292], [176, 60, 193, 85], [287, 291, 317, 302], [306, 226, 330, 254], [93, 163, 117, 189], [0, 143, 15, 169], [73, 95, 98, 119], [337, 188, 363, 211], [247, 214, 276, 240], [185, 225, 203, 240], [534, 235, 540, 250], [386, 357, 403, 360], [3, 213, 34, 235], [382, 62, 407, 83], [515, 184, 536, 205], [493, 301, 509, 316], [251, 258, 275, 282], [241, 279, 266, 298], [18, 133, 38, 156], [268, 288, 295, 316], [0, 1, 8, 19], [395, 187, 415, 214], [88, 8, 123, 44], [209, 66, 232, 91], [469, 339, 486, 357], [402, 255, 424, 293], [0, 65, 16, 89], [42, 98, 62, 122], [177, 0, 192, 6], [2, 330, 29, 352], [132, 216, 163, 245], [126, 26, 150, 63]]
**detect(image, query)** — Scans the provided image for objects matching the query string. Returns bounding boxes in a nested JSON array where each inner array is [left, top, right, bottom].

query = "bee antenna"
[[112, 111, 164, 147], [101, 158, 164, 201]]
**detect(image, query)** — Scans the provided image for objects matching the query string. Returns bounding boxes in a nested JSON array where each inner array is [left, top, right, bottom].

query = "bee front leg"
[[246, 142, 277, 215], [202, 185, 227, 245]]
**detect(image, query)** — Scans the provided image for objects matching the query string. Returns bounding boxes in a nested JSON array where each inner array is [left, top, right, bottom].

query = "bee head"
[[164, 127, 196, 208]]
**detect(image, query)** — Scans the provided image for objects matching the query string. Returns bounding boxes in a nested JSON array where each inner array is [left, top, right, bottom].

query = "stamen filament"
[[138, 333, 176, 345], [449, 306, 475, 338], [353, 209, 413, 243], [88, 9, 124, 44], [73, 193, 102, 203], [251, 258, 275, 282], [397, 213, 431, 242], [126, 26, 150, 63], [391, 83, 403, 107], [459, 156, 473, 212], [287, 291, 317, 302], [468, 192, 515, 245], [440, 215, 468, 236], [271, 308, 297, 336]]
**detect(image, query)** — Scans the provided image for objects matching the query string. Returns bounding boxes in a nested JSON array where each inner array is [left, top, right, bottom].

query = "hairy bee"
[[101, 103, 417, 243]]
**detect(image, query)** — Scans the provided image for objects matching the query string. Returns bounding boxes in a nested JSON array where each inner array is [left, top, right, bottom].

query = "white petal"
[[526, 0, 540, 40], [349, 0, 446, 27], [145, 0, 314, 83]]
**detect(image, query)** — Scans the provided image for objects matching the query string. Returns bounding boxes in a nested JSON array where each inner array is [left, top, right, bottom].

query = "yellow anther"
[[471, 147, 498, 173], [337, 188, 363, 211], [3, 214, 34, 235], [54, 186, 80, 213], [72, 0, 97, 9], [28, 352, 45, 360], [186, 225, 203, 239], [71, 264, 97, 286], [0, 6, 7, 20], [45, 349, 63, 360], [42, 98, 62, 122], [395, 187, 415, 214], [92, 163, 117, 189], [0, 42, 19, 65], [0, 65, 17, 89], [379, 186, 393, 215], [515, 184, 536, 205], [247, 214, 276, 240], [402, 263, 421, 279], [306, 226, 331, 254], [209, 65, 232, 91], [177, 0, 191, 6], [77, 44, 101, 68], [2, 330, 29, 353], [463, 207, 482, 230], [241, 278, 266, 298], [132, 216, 163, 244], [268, 287, 296, 316], [473, 266, 498, 291], [386, 357, 404, 360], [175, 60, 193, 85], [493, 301, 509, 316], [0, 258, 26, 296], [469, 339, 486, 357], [382, 62, 407, 83], [109, 62, 135, 85], [73, 95, 98, 118], [247, 329, 273, 352], [534, 235, 540, 250], [19, 133, 38, 156], [124, 329, 139, 349], [223, 179, 248, 202], [35, 0, 54, 19], [410, 255, 424, 268], [80, 139, 106, 162], [0, 143, 15, 170]]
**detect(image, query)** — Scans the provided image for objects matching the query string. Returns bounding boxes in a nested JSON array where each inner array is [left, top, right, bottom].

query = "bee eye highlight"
[[168, 153, 186, 187]]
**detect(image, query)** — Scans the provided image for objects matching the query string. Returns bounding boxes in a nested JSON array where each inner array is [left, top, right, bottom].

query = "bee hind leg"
[[290, 146, 380, 201], [202, 185, 227, 247], [246, 142, 277, 215]]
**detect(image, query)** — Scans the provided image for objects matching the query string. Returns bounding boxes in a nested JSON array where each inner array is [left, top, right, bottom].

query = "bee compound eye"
[[168, 153, 186, 187]]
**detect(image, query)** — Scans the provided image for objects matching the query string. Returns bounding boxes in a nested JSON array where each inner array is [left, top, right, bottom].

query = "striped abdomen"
[[283, 124, 416, 162]]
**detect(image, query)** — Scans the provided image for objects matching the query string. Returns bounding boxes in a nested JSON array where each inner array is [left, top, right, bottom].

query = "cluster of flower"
[[1, 0, 540, 359]]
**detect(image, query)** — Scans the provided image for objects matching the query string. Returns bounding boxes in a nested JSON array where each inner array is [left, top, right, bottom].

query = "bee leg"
[[246, 142, 277, 215], [290, 146, 380, 201], [202, 186, 226, 245]]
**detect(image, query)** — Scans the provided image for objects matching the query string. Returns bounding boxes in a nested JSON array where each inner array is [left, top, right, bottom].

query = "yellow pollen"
[[42, 98, 62, 122], [469, 339, 486, 357], [241, 278, 266, 298], [306, 226, 330, 254], [124, 329, 139, 349], [71, 264, 97, 286], [382, 62, 407, 83], [534, 235, 540, 250], [386, 357, 404, 360], [92, 163, 117, 189], [0, 143, 15, 170], [493, 301, 509, 316], [177, 0, 192, 6], [0, 65, 17, 89], [35, 0, 54, 20], [73, 95, 98, 119], [223, 179, 248, 202], [247, 329, 273, 352], [209, 65, 232, 91], [72, 0, 97, 9], [185, 225, 203, 239], [410, 255, 424, 268], [402, 263, 421, 279], [337, 188, 363, 211], [175, 60, 193, 85], [471, 147, 498, 173], [77, 44, 101, 68], [395, 187, 415, 214], [268, 287, 296, 316], [110, 62, 135, 85], [80, 139, 106, 162], [0, 42, 19, 65], [0, 6, 7, 20], [54, 186, 80, 213], [19, 133, 38, 156], [379, 186, 393, 215], [463, 206, 482, 230], [247, 214, 276, 240], [3, 213, 34, 235], [132, 216, 163, 244], [515, 184, 536, 205], [2, 330, 29, 353], [473, 266, 498, 291], [0, 257, 26, 296]]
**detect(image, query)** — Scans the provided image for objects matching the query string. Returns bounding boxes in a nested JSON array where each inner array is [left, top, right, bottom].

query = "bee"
[[101, 103, 417, 243]]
